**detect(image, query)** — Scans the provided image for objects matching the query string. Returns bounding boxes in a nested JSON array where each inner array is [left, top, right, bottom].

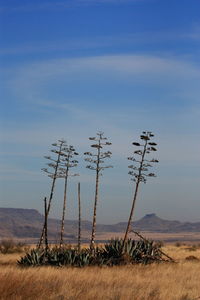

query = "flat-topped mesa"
[[137, 213, 162, 223], [143, 213, 157, 218], [144, 213, 157, 218]]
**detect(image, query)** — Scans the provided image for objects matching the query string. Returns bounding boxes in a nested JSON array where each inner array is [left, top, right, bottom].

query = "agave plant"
[[75, 251, 91, 267], [18, 238, 163, 267], [18, 249, 46, 266]]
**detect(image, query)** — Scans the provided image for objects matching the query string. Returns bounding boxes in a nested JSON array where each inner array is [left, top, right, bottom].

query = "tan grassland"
[[0, 245, 200, 300], [9, 231, 200, 245], [95, 231, 200, 243]]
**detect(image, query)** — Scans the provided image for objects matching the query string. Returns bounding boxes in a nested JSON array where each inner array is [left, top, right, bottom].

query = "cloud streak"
[[0, 33, 162, 56], [11, 54, 200, 83], [182, 24, 200, 41], [0, 0, 145, 13], [1, 53, 200, 196], [3, 53, 200, 144]]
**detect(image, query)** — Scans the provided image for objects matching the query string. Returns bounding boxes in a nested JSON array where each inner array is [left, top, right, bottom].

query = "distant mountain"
[[0, 208, 78, 240], [0, 208, 200, 240], [96, 213, 200, 233]]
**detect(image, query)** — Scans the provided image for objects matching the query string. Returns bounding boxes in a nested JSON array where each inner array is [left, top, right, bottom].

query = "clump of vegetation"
[[0, 239, 28, 254], [155, 240, 164, 248], [185, 255, 199, 261], [30, 131, 171, 269], [185, 244, 200, 252], [175, 242, 182, 247], [18, 248, 46, 266], [18, 238, 167, 267]]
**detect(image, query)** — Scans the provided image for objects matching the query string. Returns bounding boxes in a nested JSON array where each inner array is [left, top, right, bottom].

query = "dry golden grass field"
[[0, 245, 200, 300], [95, 231, 200, 244]]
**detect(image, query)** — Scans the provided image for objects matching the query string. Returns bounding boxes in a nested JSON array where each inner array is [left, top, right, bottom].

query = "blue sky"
[[0, 0, 200, 224]]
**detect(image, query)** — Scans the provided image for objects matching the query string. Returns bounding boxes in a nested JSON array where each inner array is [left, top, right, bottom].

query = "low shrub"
[[185, 255, 199, 261], [185, 244, 200, 252], [175, 242, 182, 247], [0, 239, 29, 254]]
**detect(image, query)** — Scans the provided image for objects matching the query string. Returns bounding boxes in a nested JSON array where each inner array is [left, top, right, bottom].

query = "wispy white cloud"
[[10, 54, 200, 85], [1, 53, 200, 178], [0, 166, 43, 181], [0, 167, 40, 176], [0, 33, 158, 56], [0, 0, 145, 13], [0, 151, 41, 158], [182, 24, 200, 41], [2, 53, 199, 137], [1, 27, 200, 57], [0, 37, 116, 56], [3, 53, 199, 123]]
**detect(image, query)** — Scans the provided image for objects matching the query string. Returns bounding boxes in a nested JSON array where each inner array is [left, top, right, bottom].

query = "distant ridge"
[[0, 208, 200, 239]]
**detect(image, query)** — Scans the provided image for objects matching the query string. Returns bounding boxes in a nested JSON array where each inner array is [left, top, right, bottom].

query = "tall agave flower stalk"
[[57, 144, 79, 248], [77, 182, 81, 253], [123, 131, 158, 249], [38, 139, 66, 248], [84, 131, 112, 251], [43, 197, 48, 253]]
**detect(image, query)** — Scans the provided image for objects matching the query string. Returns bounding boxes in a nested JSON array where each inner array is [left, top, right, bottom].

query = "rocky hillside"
[[0, 208, 200, 240]]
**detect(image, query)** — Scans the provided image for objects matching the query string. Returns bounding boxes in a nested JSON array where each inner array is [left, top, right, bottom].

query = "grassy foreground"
[[0, 245, 200, 300]]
